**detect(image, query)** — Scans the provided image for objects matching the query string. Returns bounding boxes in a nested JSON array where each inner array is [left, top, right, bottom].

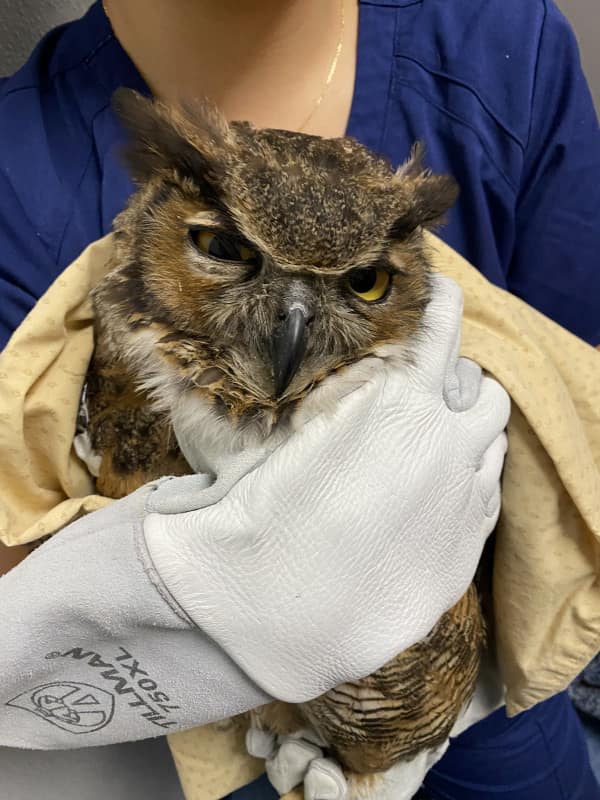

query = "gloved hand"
[[144, 273, 510, 702], [0, 478, 273, 748]]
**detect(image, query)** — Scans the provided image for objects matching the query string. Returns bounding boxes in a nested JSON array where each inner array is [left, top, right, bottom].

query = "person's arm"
[[0, 481, 273, 749], [0, 542, 30, 576], [0, 148, 77, 347], [507, 2, 600, 346]]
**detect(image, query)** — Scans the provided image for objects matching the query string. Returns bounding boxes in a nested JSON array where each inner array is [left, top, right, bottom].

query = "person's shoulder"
[[0, 2, 114, 122], [0, 3, 112, 160], [0, 3, 125, 260], [392, 0, 575, 148], [404, 0, 570, 56]]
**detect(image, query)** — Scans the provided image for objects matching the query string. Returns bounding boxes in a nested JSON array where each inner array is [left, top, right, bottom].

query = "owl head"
[[95, 89, 458, 441]]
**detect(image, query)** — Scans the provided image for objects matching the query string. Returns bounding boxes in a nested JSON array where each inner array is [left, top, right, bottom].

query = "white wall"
[[0, 0, 597, 111]]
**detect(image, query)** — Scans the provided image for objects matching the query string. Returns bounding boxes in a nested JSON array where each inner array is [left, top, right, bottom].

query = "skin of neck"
[[104, 0, 357, 134]]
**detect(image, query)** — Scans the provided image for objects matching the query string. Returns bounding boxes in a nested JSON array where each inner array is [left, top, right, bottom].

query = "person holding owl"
[[0, 2, 598, 800]]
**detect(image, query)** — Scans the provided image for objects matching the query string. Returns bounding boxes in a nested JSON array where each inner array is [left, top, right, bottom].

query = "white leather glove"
[[144, 274, 510, 703]]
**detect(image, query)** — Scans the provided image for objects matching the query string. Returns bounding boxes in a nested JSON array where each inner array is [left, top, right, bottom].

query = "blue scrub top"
[[1, 3, 599, 798], [0, 0, 599, 351]]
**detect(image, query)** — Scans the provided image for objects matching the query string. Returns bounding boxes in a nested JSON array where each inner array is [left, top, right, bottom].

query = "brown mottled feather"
[[86, 353, 191, 497]]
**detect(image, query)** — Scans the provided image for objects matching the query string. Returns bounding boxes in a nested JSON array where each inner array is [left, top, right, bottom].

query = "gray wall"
[[557, 0, 600, 111], [0, 0, 91, 75], [0, 0, 598, 111]]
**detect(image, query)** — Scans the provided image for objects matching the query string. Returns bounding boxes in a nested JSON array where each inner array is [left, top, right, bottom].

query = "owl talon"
[[304, 757, 348, 800], [245, 726, 277, 760], [266, 735, 324, 795]]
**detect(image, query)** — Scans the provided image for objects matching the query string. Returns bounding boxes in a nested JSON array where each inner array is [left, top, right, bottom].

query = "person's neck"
[[104, 0, 357, 134]]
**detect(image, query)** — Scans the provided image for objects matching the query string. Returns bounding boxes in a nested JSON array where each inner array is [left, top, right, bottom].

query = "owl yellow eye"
[[347, 268, 391, 302], [190, 229, 260, 266]]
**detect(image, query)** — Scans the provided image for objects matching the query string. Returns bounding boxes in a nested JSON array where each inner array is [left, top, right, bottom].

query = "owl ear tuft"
[[389, 143, 459, 239], [112, 88, 230, 196]]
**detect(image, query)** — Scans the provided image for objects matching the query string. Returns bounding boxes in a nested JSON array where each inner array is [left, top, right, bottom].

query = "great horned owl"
[[83, 89, 485, 797]]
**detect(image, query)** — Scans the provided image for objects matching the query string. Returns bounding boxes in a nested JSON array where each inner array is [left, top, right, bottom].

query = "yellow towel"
[[1, 232, 599, 800]]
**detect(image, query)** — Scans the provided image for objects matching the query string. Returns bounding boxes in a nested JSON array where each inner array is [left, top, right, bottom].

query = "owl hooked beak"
[[271, 305, 312, 398]]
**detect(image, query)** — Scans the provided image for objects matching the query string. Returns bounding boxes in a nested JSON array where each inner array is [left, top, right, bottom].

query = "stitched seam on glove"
[[133, 518, 197, 628]]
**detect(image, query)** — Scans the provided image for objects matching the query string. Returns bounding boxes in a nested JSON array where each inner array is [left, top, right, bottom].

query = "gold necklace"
[[298, 0, 345, 131], [102, 0, 345, 132]]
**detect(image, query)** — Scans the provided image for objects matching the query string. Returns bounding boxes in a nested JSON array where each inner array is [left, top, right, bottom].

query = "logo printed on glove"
[[43, 645, 181, 730], [7, 682, 115, 734]]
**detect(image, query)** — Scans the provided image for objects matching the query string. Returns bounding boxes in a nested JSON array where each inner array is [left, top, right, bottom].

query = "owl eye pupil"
[[349, 269, 377, 294], [207, 235, 240, 261], [347, 268, 391, 302]]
